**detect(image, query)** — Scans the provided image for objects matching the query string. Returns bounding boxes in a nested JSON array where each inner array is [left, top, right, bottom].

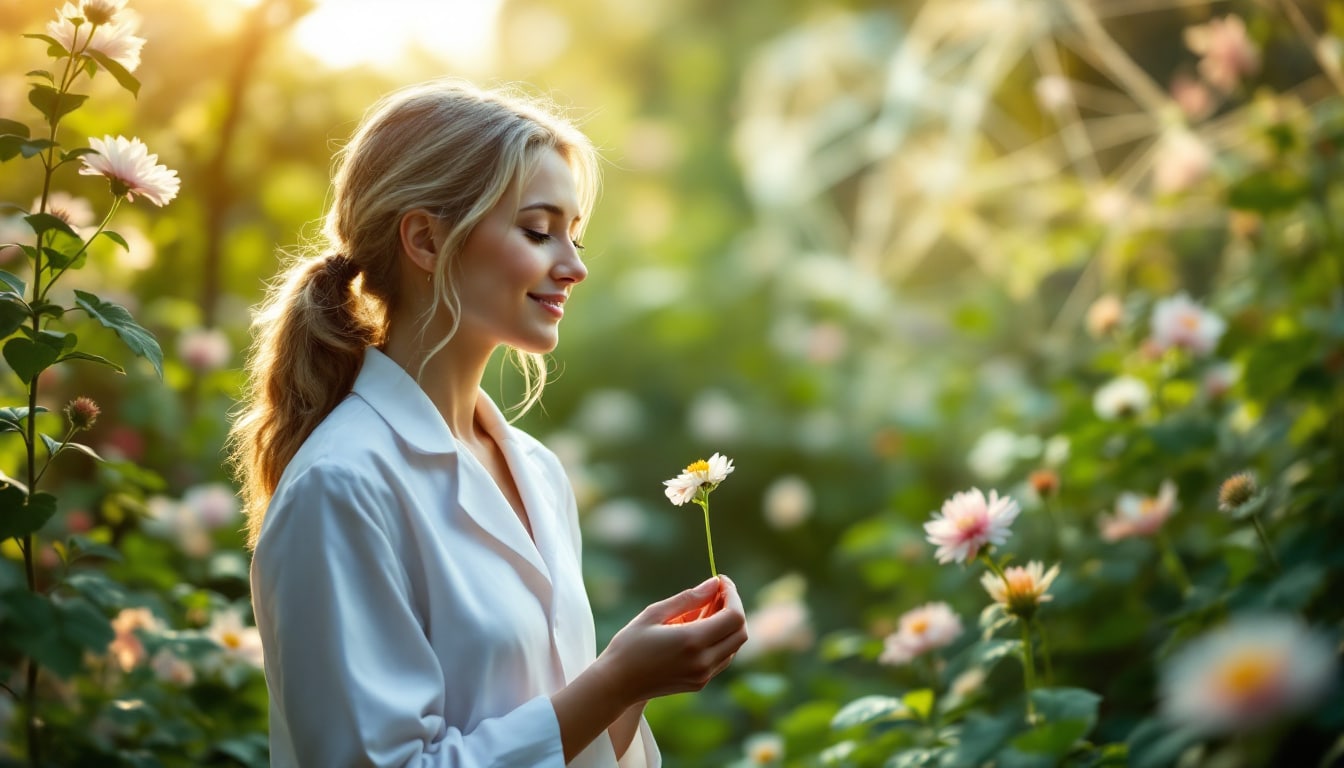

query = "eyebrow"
[[519, 202, 582, 224]]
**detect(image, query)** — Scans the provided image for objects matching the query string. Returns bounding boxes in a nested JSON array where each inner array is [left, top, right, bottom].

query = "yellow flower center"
[[910, 617, 929, 635], [685, 459, 710, 475], [1218, 651, 1279, 698], [1179, 313, 1201, 331], [752, 746, 779, 762], [222, 631, 242, 650]]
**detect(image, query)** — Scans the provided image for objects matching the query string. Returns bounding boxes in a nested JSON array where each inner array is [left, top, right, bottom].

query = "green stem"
[[1157, 530, 1193, 596], [698, 497, 717, 578], [1020, 619, 1038, 725], [1034, 618, 1055, 686], [40, 198, 119, 300], [1250, 513, 1281, 572]]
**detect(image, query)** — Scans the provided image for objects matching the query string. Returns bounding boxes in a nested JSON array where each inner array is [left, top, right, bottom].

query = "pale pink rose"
[[1099, 480, 1178, 541], [1184, 15, 1261, 93], [924, 488, 1020, 564], [1150, 293, 1226, 356], [1161, 615, 1336, 733], [879, 602, 963, 665]]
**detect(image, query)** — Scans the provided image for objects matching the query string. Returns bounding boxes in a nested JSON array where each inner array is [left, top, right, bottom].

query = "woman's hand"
[[593, 575, 748, 704]]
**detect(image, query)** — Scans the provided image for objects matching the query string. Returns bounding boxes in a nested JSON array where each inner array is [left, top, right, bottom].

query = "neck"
[[381, 319, 494, 442]]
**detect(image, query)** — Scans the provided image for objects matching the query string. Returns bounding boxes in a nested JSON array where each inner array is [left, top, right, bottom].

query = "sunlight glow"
[[290, 0, 504, 72]]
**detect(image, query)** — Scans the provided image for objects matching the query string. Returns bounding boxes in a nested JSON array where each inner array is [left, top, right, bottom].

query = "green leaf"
[[57, 146, 98, 164], [56, 596, 114, 650], [902, 688, 934, 721], [19, 139, 56, 159], [0, 270, 26, 295], [60, 571, 127, 611], [0, 486, 58, 540], [27, 84, 87, 126], [0, 135, 26, 162], [830, 695, 911, 730], [1010, 719, 1091, 756], [1227, 169, 1309, 213], [0, 298, 29, 339], [0, 406, 46, 434], [41, 433, 103, 462], [72, 290, 163, 378], [1031, 687, 1102, 732], [83, 49, 140, 97], [942, 712, 1017, 766], [56, 350, 125, 373], [26, 70, 54, 83], [101, 230, 129, 250], [24, 212, 77, 240], [0, 119, 30, 138], [3, 335, 61, 383], [31, 300, 65, 321], [65, 535, 124, 563], [21, 33, 69, 57]]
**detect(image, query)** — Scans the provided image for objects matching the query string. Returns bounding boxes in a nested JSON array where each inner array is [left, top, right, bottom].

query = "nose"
[[554, 244, 588, 284]]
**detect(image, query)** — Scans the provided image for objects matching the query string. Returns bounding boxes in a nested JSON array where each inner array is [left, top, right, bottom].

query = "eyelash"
[[522, 228, 585, 251]]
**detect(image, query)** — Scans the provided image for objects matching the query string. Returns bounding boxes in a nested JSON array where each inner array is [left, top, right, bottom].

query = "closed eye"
[[523, 228, 586, 252]]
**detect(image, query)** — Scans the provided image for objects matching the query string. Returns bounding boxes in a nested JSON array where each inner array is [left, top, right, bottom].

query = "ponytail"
[[228, 252, 382, 548]]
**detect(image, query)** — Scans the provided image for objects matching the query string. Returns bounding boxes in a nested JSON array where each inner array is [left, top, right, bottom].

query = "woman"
[[230, 80, 748, 766]]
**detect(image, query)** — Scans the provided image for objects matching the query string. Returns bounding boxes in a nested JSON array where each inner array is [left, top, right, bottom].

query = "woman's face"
[[452, 148, 588, 355]]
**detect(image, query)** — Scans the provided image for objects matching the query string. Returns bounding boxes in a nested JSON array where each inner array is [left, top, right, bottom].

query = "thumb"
[[645, 577, 720, 623]]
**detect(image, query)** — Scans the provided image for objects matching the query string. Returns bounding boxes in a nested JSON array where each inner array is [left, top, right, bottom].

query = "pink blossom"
[[1150, 293, 1226, 356], [1099, 480, 1178, 541], [79, 136, 180, 206], [1184, 15, 1261, 93], [177, 327, 232, 373], [924, 488, 1020, 564], [107, 607, 162, 672], [879, 602, 963, 665]]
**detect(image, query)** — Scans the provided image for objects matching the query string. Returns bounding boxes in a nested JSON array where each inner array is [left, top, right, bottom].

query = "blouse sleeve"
[[251, 461, 565, 768]]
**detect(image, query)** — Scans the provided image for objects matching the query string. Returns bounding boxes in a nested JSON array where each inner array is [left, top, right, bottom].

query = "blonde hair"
[[229, 80, 599, 547]]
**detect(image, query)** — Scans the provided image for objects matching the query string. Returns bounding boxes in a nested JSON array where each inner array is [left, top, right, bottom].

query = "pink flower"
[[79, 136, 180, 206], [739, 599, 813, 661], [1184, 15, 1261, 93], [1150, 293, 1226, 356], [106, 607, 162, 672], [924, 488, 1020, 564], [206, 608, 264, 670], [1170, 72, 1216, 121], [149, 648, 195, 686], [1153, 131, 1214, 194], [879, 602, 963, 665], [1099, 480, 1178, 541], [1161, 615, 1336, 733], [177, 327, 231, 373], [1085, 294, 1124, 338]]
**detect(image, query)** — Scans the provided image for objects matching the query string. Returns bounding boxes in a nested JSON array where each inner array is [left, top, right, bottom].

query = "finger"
[[646, 577, 720, 623]]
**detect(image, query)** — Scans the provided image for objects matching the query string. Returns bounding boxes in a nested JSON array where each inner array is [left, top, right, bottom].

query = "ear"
[[398, 209, 441, 275]]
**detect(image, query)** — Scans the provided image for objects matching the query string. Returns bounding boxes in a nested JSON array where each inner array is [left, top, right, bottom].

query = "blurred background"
[[1, 0, 1342, 765]]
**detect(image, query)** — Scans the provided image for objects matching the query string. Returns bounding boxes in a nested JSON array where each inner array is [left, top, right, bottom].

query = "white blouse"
[[251, 347, 659, 767]]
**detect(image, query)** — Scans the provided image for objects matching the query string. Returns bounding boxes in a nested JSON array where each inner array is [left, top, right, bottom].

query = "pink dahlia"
[[924, 488, 1020, 564], [879, 602, 963, 666]]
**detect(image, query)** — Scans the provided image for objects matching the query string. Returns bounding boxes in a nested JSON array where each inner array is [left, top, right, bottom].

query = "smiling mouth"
[[528, 294, 565, 315]]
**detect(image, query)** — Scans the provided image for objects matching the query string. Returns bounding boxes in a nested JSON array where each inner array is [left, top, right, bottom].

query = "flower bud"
[[1028, 469, 1060, 498], [65, 396, 100, 431], [82, 0, 123, 26], [1218, 472, 1257, 512]]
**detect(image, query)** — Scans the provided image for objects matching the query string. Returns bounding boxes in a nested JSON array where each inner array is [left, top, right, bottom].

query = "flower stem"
[[1250, 513, 1280, 572], [1156, 531, 1193, 596], [1020, 619, 1038, 725], [1034, 618, 1055, 686], [697, 497, 717, 578]]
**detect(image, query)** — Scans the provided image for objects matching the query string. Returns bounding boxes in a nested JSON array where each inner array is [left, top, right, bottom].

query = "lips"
[[528, 293, 566, 317]]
